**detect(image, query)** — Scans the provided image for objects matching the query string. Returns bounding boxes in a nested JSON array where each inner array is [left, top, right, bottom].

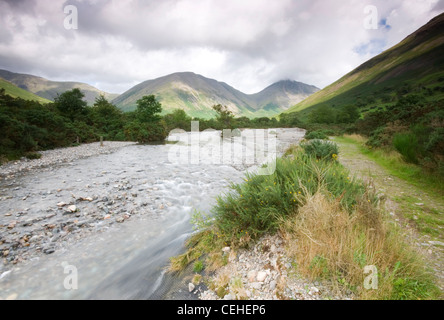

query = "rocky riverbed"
[[0, 142, 137, 179], [196, 234, 354, 301], [0, 142, 138, 268], [0, 129, 308, 299]]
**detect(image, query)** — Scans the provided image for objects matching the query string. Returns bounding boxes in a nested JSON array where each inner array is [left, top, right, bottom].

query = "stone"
[[309, 287, 319, 295], [269, 280, 277, 291], [257, 271, 267, 282], [223, 293, 233, 300], [222, 247, 231, 254], [43, 247, 55, 255], [66, 205, 77, 213], [250, 282, 262, 290], [188, 283, 195, 293], [116, 217, 125, 223], [247, 270, 258, 283]]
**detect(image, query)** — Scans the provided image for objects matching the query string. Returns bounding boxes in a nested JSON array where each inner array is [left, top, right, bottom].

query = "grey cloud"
[[0, 0, 441, 94]]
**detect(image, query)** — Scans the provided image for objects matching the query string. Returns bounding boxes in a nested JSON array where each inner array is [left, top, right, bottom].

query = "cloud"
[[0, 0, 442, 94]]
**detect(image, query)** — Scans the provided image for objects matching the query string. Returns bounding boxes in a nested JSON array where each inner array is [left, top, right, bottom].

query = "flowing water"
[[0, 128, 305, 300]]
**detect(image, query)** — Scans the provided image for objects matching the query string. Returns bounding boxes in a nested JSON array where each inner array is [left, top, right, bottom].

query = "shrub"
[[193, 260, 204, 273], [393, 133, 419, 164], [25, 152, 42, 160], [212, 150, 368, 247], [305, 130, 328, 140], [301, 139, 339, 161]]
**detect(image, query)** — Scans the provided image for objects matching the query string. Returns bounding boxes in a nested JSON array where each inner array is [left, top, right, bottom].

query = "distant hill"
[[285, 12, 444, 116], [112, 72, 319, 118], [0, 69, 119, 105], [0, 78, 52, 104]]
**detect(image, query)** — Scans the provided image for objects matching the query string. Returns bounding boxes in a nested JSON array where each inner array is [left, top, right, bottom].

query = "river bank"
[[0, 141, 137, 179]]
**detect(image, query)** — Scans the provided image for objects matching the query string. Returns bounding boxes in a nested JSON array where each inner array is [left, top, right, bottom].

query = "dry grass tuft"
[[281, 189, 439, 299]]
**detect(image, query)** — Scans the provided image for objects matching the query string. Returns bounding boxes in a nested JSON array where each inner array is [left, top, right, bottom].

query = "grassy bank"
[[333, 135, 444, 197], [170, 140, 440, 300]]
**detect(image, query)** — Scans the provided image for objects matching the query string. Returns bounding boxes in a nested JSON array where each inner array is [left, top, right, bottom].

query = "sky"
[[0, 0, 443, 94]]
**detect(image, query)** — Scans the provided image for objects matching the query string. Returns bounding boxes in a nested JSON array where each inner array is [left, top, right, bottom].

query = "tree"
[[308, 106, 336, 124], [90, 95, 124, 139], [54, 88, 88, 122], [136, 95, 162, 123], [162, 109, 192, 132], [280, 112, 303, 127], [336, 105, 360, 124], [125, 95, 166, 143], [213, 104, 234, 129]]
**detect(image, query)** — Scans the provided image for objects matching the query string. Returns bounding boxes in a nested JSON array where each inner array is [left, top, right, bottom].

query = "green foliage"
[[393, 133, 420, 164], [336, 105, 361, 124], [0, 90, 168, 161], [212, 104, 235, 129], [124, 120, 167, 143], [162, 109, 192, 132], [279, 112, 303, 128], [308, 105, 337, 124], [356, 96, 444, 174], [90, 95, 125, 140], [211, 149, 368, 247], [25, 152, 42, 160], [301, 139, 339, 161], [305, 130, 329, 140], [193, 260, 204, 273], [54, 88, 88, 122], [136, 95, 163, 123]]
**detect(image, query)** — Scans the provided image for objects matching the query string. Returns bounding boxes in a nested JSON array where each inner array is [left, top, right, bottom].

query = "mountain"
[[251, 80, 320, 113], [285, 12, 444, 116], [112, 72, 319, 118], [0, 78, 52, 104], [0, 69, 119, 105]]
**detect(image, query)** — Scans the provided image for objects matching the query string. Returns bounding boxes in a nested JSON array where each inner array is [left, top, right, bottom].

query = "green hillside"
[[286, 12, 444, 117], [0, 78, 51, 104], [0, 69, 119, 106]]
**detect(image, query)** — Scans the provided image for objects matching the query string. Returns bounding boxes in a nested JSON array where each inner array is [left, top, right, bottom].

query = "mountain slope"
[[113, 72, 319, 118], [0, 69, 119, 105], [0, 78, 52, 104], [285, 12, 444, 115]]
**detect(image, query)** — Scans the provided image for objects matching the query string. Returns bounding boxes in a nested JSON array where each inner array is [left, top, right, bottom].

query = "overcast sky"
[[0, 0, 443, 94]]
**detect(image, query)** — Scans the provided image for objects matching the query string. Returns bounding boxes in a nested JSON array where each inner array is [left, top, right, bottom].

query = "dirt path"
[[333, 137, 444, 294]]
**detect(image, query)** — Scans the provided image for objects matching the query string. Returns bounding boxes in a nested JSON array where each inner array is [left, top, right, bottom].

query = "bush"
[[301, 139, 339, 161], [211, 149, 367, 247], [305, 130, 328, 140], [393, 133, 419, 164], [25, 152, 42, 160]]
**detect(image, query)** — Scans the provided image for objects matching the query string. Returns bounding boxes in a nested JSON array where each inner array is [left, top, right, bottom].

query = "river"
[[0, 128, 305, 300]]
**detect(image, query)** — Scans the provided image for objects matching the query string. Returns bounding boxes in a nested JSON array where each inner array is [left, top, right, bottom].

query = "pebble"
[[199, 234, 354, 301]]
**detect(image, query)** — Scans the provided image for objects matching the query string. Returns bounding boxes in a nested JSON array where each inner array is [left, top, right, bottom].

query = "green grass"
[[334, 135, 444, 197], [0, 78, 51, 104], [394, 194, 444, 240]]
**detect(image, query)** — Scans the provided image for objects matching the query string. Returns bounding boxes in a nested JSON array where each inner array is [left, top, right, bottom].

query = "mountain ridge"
[[112, 72, 319, 118], [0, 69, 119, 105]]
